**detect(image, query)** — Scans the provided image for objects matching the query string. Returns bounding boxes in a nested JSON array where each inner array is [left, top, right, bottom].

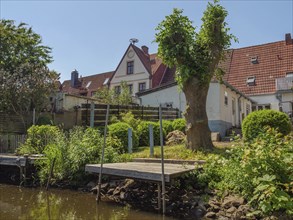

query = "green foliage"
[[94, 81, 132, 105], [120, 111, 141, 130], [36, 115, 52, 125], [21, 126, 121, 184], [108, 122, 139, 152], [0, 20, 59, 129], [198, 128, 293, 216], [155, 1, 236, 87], [242, 110, 291, 141], [138, 121, 165, 146], [161, 120, 174, 136], [17, 125, 61, 154], [172, 118, 186, 133]]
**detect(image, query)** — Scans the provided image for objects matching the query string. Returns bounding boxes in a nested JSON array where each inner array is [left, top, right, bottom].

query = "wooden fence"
[[0, 134, 27, 153], [81, 104, 180, 126]]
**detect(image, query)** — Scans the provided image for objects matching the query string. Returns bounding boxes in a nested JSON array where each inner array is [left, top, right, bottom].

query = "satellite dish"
[[129, 38, 139, 45]]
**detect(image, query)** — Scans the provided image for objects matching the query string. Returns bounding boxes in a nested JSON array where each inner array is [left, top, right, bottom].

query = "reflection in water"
[[0, 184, 174, 220]]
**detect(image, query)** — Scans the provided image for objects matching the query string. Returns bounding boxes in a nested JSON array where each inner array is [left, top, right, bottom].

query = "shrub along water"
[[18, 125, 122, 184], [197, 128, 293, 216]]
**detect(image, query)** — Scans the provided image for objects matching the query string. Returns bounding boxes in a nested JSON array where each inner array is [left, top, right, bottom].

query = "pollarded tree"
[[155, 0, 236, 150], [0, 20, 59, 129]]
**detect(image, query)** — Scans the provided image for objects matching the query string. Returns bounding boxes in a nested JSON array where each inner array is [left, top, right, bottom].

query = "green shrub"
[[198, 128, 293, 216], [120, 111, 141, 130], [138, 121, 165, 146], [242, 110, 291, 141], [36, 126, 120, 184], [36, 115, 52, 125], [172, 118, 186, 133], [161, 120, 174, 136], [108, 122, 139, 152], [17, 125, 62, 154]]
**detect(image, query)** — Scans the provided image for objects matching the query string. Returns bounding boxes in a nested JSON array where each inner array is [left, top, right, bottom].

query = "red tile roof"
[[224, 39, 293, 96], [61, 71, 114, 97]]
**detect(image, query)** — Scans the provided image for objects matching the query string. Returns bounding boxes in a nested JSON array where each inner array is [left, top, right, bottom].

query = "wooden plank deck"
[[0, 154, 43, 167], [85, 162, 196, 183]]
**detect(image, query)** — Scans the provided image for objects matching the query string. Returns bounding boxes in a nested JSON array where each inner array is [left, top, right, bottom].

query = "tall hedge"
[[172, 118, 186, 133], [242, 110, 291, 141], [138, 121, 165, 146], [108, 122, 139, 152]]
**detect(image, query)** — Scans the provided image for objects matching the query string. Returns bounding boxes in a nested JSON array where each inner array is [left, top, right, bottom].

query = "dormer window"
[[251, 56, 258, 64], [127, 61, 134, 74], [247, 76, 256, 86]]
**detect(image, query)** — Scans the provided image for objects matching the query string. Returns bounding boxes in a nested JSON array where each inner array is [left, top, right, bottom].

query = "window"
[[114, 86, 121, 95], [250, 56, 258, 64], [247, 76, 256, 86], [139, 82, 146, 92], [246, 104, 250, 116], [224, 91, 228, 105], [127, 61, 134, 74], [128, 84, 133, 94]]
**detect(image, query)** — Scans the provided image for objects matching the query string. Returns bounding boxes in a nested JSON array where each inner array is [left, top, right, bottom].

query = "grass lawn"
[[124, 141, 236, 161]]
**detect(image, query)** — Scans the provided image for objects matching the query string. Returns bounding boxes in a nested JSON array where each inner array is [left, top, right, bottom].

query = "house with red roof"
[[59, 33, 292, 137], [224, 33, 293, 116]]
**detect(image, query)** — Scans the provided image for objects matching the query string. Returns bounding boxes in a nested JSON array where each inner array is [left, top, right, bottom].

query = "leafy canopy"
[[155, 0, 237, 87], [0, 20, 59, 121]]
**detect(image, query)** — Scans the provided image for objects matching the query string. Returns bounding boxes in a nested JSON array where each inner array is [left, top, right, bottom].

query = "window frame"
[[127, 61, 134, 75], [114, 86, 121, 95], [138, 82, 146, 92]]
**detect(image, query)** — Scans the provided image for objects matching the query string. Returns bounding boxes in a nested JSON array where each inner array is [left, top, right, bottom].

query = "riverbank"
[[83, 178, 254, 219]]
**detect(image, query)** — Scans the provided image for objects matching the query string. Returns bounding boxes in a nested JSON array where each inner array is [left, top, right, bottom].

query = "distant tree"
[[0, 20, 59, 129], [94, 81, 133, 105], [155, 0, 237, 150]]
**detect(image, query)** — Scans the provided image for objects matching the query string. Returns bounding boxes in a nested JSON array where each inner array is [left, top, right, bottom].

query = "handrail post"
[[159, 104, 166, 214]]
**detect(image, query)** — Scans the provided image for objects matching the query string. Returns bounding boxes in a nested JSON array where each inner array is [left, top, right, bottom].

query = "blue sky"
[[1, 0, 293, 82]]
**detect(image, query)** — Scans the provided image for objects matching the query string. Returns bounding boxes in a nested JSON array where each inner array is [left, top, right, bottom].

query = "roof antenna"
[[129, 38, 139, 45]]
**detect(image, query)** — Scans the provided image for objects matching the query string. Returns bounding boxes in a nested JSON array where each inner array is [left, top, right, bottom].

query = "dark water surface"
[[0, 184, 175, 220]]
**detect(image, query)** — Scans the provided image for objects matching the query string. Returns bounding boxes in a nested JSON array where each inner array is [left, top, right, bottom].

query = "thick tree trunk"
[[183, 77, 214, 150]]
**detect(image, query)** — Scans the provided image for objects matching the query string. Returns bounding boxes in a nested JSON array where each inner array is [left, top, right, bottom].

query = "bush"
[[120, 111, 141, 130], [242, 110, 291, 141], [161, 120, 174, 136], [172, 118, 186, 133], [17, 125, 62, 154], [198, 128, 293, 216], [138, 121, 165, 146], [108, 122, 139, 152], [36, 126, 121, 184]]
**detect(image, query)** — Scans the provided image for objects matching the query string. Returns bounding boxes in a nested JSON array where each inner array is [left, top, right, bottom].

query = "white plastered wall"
[[110, 46, 151, 95]]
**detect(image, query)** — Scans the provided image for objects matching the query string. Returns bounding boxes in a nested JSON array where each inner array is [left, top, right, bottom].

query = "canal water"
[[0, 184, 176, 220]]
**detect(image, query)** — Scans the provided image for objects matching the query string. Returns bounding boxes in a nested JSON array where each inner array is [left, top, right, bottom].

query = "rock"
[[222, 195, 244, 209], [101, 183, 109, 190], [166, 130, 186, 146], [86, 181, 96, 188], [209, 203, 221, 212], [112, 187, 121, 196], [107, 188, 114, 195], [192, 206, 206, 219], [226, 206, 237, 214], [205, 211, 217, 218], [122, 179, 136, 190]]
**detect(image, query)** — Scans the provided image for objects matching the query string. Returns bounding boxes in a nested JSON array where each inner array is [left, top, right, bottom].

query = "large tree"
[[0, 20, 59, 129], [155, 0, 236, 150]]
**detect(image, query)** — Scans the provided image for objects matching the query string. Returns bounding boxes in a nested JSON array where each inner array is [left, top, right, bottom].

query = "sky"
[[1, 0, 293, 83]]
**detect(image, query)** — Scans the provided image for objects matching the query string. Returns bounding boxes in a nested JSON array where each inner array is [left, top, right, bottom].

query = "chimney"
[[71, 69, 79, 88], [285, 33, 292, 45], [141, 45, 149, 55]]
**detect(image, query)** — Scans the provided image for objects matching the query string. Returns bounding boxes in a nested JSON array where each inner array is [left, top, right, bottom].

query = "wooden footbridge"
[[85, 158, 204, 183]]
